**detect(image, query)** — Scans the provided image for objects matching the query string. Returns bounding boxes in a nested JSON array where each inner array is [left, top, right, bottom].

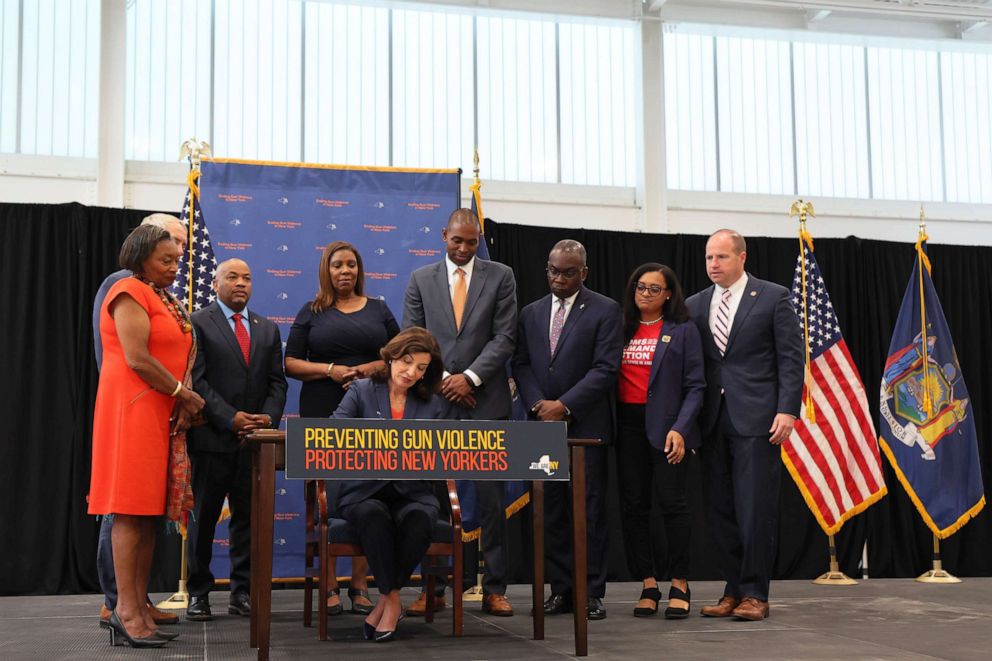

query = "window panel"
[[663, 29, 717, 191], [793, 42, 870, 199], [303, 2, 387, 165], [559, 22, 636, 187], [392, 9, 474, 172], [942, 51, 992, 204], [215, 0, 302, 162], [9, 0, 99, 157], [715, 35, 794, 195], [477, 16, 557, 183], [867, 47, 943, 201]]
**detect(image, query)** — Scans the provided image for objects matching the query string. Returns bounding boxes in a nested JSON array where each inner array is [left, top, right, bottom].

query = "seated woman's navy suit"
[[331, 378, 441, 596]]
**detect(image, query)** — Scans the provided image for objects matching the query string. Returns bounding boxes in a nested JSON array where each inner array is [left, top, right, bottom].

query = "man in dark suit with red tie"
[[512, 240, 624, 620], [185, 258, 288, 620], [686, 230, 803, 621]]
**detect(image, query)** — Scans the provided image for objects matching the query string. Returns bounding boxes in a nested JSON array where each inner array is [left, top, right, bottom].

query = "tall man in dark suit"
[[686, 229, 803, 621], [512, 240, 624, 620], [403, 208, 518, 616], [185, 258, 288, 620]]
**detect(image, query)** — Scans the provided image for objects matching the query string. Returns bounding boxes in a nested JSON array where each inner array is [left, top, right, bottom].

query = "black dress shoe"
[[587, 597, 606, 620], [229, 592, 251, 616], [186, 595, 213, 621], [543, 593, 573, 615]]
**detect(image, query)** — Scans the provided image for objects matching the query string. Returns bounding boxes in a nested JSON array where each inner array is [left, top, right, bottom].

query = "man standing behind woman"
[[615, 263, 705, 618], [285, 241, 400, 615]]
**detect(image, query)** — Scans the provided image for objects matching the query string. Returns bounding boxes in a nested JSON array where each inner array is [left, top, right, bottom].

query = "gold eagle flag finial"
[[179, 137, 213, 169]]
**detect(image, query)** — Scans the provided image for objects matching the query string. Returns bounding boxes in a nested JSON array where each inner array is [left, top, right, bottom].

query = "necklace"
[[134, 276, 193, 333], [639, 316, 663, 326]]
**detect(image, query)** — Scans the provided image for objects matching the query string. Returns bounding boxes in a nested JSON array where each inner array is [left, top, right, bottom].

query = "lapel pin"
[[661, 335, 672, 343], [750, 290, 757, 297], [579, 303, 586, 310]]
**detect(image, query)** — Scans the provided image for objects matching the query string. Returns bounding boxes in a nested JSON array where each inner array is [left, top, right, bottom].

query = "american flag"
[[782, 243, 887, 535], [171, 184, 218, 312]]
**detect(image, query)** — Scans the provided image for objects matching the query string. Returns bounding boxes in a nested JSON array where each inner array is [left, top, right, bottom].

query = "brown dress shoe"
[[482, 593, 514, 617], [147, 603, 180, 625], [405, 592, 446, 616], [732, 597, 770, 621], [700, 596, 740, 617]]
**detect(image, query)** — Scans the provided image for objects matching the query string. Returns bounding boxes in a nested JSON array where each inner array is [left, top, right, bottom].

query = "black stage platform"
[[1, 580, 988, 660]]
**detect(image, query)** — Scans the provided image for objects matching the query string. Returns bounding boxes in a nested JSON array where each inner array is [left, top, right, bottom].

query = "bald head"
[[547, 240, 588, 299], [213, 258, 253, 312], [141, 213, 187, 252], [705, 229, 747, 288]]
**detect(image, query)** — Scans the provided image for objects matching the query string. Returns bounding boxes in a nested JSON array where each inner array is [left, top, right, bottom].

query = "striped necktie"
[[713, 289, 732, 355]]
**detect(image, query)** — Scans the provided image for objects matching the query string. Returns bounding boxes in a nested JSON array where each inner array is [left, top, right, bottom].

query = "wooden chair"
[[303, 480, 464, 640]]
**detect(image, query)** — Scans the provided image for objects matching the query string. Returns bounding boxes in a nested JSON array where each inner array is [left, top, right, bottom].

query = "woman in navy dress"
[[285, 240, 399, 615]]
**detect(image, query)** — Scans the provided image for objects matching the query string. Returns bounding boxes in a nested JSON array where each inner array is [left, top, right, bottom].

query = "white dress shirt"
[[708, 272, 749, 343], [443, 254, 481, 387]]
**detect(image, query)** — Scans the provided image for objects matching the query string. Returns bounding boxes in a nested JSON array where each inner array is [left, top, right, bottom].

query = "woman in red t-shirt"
[[616, 263, 706, 619]]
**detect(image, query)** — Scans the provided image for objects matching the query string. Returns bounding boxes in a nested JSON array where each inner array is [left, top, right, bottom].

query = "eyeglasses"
[[547, 265, 582, 279], [635, 282, 668, 296]]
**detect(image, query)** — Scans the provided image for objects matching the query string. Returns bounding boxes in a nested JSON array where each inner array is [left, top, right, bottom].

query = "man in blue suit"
[[512, 240, 624, 620], [686, 229, 804, 621]]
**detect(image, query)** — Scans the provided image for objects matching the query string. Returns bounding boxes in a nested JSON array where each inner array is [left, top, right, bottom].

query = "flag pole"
[[462, 145, 486, 604], [157, 138, 212, 610], [789, 200, 857, 586], [916, 534, 961, 583]]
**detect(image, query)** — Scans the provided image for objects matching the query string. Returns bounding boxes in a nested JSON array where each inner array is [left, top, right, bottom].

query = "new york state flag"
[[878, 237, 985, 538]]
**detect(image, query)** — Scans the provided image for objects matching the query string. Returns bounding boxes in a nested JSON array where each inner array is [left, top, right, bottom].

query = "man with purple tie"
[[512, 240, 623, 621]]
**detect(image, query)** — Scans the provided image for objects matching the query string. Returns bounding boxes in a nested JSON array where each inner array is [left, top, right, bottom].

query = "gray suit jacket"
[[403, 258, 517, 420]]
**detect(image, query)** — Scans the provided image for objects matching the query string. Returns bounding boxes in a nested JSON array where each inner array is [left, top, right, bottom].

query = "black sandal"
[[325, 588, 343, 616], [633, 587, 662, 617], [664, 584, 691, 619], [349, 587, 373, 615]]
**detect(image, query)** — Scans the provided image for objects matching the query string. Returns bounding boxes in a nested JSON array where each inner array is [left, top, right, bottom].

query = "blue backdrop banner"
[[197, 158, 461, 579]]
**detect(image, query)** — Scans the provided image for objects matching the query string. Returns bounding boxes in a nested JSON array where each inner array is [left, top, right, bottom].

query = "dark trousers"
[[97, 516, 116, 609], [545, 445, 609, 599], [701, 398, 782, 601], [615, 404, 691, 580], [341, 484, 439, 594], [187, 446, 253, 598]]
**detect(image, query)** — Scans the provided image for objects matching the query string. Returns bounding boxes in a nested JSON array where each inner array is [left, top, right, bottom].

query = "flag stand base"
[[812, 570, 857, 585], [463, 540, 484, 602], [463, 583, 484, 602], [916, 567, 961, 584], [155, 579, 189, 609]]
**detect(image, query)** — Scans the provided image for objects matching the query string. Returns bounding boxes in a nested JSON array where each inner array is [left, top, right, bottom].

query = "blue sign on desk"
[[285, 418, 569, 481]]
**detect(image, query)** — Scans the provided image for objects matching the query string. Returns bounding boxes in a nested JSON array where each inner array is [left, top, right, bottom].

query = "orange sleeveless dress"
[[87, 278, 193, 516]]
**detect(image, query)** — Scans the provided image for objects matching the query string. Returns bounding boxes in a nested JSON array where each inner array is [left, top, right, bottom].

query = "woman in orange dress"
[[88, 224, 205, 648]]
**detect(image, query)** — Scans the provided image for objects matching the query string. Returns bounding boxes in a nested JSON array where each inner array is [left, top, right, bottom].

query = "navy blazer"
[[685, 274, 804, 437], [188, 302, 288, 453], [512, 286, 624, 444], [635, 319, 706, 451], [331, 378, 441, 511]]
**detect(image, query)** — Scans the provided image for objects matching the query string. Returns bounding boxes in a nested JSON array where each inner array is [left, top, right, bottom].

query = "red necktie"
[[232, 313, 250, 363]]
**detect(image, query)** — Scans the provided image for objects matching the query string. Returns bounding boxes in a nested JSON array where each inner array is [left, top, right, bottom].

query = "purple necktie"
[[549, 298, 566, 355]]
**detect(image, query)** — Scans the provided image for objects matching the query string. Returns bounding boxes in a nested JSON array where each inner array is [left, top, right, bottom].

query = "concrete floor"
[[1, 579, 988, 660]]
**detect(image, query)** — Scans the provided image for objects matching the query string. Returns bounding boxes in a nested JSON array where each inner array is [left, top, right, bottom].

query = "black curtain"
[[486, 220, 992, 582], [1, 202, 990, 596], [0, 202, 180, 595]]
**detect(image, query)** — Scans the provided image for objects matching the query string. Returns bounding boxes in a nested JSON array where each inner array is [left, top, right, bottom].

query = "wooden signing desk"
[[245, 429, 597, 660]]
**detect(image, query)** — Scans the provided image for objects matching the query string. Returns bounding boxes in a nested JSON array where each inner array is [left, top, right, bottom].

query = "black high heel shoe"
[[362, 620, 376, 641], [664, 584, 691, 619], [154, 629, 180, 641], [108, 611, 168, 648], [373, 628, 396, 643], [349, 587, 374, 615]]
